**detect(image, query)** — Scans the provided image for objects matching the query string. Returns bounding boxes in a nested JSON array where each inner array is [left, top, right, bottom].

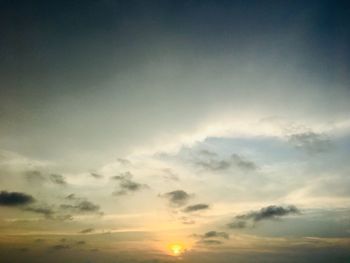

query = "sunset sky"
[[1, 1, 350, 262]]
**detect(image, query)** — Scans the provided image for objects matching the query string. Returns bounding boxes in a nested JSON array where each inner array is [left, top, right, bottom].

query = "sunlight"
[[168, 243, 184, 256]]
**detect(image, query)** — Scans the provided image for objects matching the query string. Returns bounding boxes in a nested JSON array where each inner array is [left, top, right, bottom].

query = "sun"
[[169, 243, 184, 256]]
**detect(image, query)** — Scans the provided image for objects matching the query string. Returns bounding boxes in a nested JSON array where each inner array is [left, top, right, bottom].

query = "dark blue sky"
[[1, 0, 349, 85]]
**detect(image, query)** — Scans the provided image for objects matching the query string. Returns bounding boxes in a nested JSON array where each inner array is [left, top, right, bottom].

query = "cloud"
[[0, 191, 35, 206], [65, 194, 78, 200], [112, 172, 148, 195], [61, 194, 101, 215], [183, 203, 210, 213], [192, 231, 230, 240], [90, 172, 103, 179], [227, 220, 247, 229], [23, 204, 74, 221], [49, 174, 67, 185], [199, 149, 217, 157], [203, 231, 229, 240], [60, 200, 100, 213], [238, 205, 300, 222], [0, 191, 75, 220], [25, 170, 46, 183], [196, 153, 257, 172], [51, 244, 71, 250], [25, 171, 68, 186], [24, 205, 55, 217], [79, 228, 94, 234], [228, 205, 300, 229], [162, 168, 180, 181], [55, 214, 73, 221], [160, 190, 192, 207], [180, 216, 195, 225], [198, 239, 223, 245], [111, 171, 133, 180], [117, 158, 131, 166], [288, 131, 332, 154]]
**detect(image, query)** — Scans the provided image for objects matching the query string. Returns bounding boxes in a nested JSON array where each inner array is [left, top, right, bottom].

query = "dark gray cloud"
[[162, 168, 180, 182], [238, 205, 300, 222], [60, 200, 100, 213], [227, 220, 247, 229], [62, 194, 101, 214], [51, 244, 71, 250], [50, 239, 87, 252], [180, 216, 195, 225], [0, 191, 35, 206], [231, 154, 257, 170], [161, 190, 192, 207], [120, 180, 143, 191], [55, 214, 74, 221], [23, 204, 74, 221], [183, 203, 210, 213], [75, 201, 100, 212], [198, 239, 223, 245], [196, 153, 257, 172], [192, 230, 229, 240], [90, 172, 103, 179], [228, 205, 300, 229], [117, 158, 131, 166], [112, 172, 148, 196], [79, 228, 94, 234], [24, 205, 55, 218], [203, 231, 229, 240], [25, 171, 67, 186], [65, 194, 78, 200], [199, 149, 217, 157], [111, 171, 133, 181], [25, 170, 45, 183], [49, 174, 67, 185], [196, 159, 230, 171], [288, 131, 332, 154]]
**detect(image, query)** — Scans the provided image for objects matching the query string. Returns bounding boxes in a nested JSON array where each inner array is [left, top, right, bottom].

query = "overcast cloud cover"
[[0, 0, 350, 262]]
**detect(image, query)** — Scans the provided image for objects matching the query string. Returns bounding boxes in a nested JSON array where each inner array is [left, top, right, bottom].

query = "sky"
[[0, 0, 350, 262]]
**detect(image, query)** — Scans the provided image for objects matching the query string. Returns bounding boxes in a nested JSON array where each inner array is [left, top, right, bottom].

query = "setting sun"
[[169, 244, 184, 256]]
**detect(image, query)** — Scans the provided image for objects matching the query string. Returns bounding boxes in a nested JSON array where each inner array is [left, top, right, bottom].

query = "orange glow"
[[168, 243, 184, 256]]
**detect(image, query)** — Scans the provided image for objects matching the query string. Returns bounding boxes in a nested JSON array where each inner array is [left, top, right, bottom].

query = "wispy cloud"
[[49, 174, 67, 185], [183, 203, 210, 213], [23, 205, 55, 218], [112, 172, 148, 196], [160, 190, 192, 207], [196, 153, 257, 172], [193, 230, 229, 240], [198, 239, 223, 245], [288, 131, 332, 154], [79, 228, 94, 234], [91, 172, 103, 179], [60, 200, 100, 213], [228, 205, 300, 229], [25, 170, 46, 183]]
